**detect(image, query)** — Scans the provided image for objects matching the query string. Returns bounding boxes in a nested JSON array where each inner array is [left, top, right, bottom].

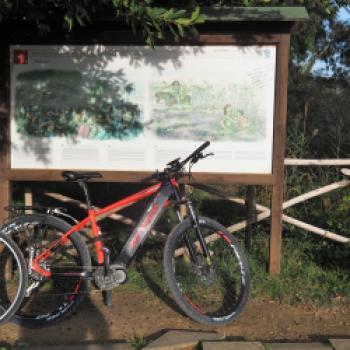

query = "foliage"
[[0, 0, 205, 46], [287, 67, 350, 159], [248, 227, 350, 304], [197, 0, 349, 78], [1, 0, 348, 69]]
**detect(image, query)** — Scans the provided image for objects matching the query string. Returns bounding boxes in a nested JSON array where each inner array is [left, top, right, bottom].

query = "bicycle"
[[2, 141, 250, 327], [0, 231, 27, 324]]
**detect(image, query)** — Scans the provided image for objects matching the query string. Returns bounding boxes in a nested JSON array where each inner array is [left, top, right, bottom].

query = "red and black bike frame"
[[31, 178, 183, 278]]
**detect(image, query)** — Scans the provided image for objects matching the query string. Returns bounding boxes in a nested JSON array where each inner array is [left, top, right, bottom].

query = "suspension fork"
[[186, 200, 211, 262], [173, 186, 197, 263], [174, 186, 210, 263]]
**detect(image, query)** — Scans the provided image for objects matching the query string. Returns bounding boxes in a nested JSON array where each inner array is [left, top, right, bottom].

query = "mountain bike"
[[2, 141, 250, 327], [0, 231, 27, 324]]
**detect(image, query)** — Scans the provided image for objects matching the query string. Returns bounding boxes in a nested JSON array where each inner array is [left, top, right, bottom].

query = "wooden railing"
[[28, 158, 350, 247], [18, 158, 349, 274]]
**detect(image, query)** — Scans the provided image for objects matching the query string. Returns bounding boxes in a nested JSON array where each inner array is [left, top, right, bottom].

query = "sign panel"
[[10, 45, 276, 173]]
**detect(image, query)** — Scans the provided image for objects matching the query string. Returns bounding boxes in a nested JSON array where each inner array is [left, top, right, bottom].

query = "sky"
[[312, 6, 349, 75], [337, 7, 350, 22]]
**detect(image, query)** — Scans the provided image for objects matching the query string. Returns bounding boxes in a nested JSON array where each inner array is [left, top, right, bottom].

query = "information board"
[[10, 45, 276, 173]]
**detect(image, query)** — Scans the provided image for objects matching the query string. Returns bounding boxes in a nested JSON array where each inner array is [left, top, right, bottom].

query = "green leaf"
[[64, 15, 73, 31], [195, 14, 206, 24], [189, 26, 199, 37], [162, 8, 175, 20], [152, 19, 161, 33], [157, 30, 164, 40], [175, 18, 191, 26], [171, 9, 187, 19], [76, 15, 84, 26], [191, 6, 200, 21], [177, 24, 185, 38], [168, 23, 179, 40], [325, 7, 332, 15], [145, 36, 154, 48], [146, 7, 167, 19]]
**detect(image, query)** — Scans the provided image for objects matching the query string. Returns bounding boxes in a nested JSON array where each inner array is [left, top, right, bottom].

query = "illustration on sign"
[[150, 79, 266, 142], [15, 70, 143, 140]]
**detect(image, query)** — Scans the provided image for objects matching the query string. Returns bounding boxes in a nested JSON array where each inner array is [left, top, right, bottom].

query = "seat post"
[[78, 181, 92, 210]]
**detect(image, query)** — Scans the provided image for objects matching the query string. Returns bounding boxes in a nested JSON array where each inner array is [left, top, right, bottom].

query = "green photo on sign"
[[15, 69, 143, 140]]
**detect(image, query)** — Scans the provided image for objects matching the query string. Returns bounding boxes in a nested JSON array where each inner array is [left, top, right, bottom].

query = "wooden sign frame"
[[0, 8, 307, 273]]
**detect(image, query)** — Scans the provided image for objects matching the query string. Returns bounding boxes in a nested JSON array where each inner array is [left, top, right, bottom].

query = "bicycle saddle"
[[61, 171, 103, 182]]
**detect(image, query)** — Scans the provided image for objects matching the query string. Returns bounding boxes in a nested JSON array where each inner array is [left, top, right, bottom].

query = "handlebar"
[[141, 141, 211, 183], [179, 140, 210, 168]]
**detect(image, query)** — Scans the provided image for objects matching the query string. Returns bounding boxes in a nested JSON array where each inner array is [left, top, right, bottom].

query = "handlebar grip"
[[195, 140, 210, 154], [180, 141, 211, 167]]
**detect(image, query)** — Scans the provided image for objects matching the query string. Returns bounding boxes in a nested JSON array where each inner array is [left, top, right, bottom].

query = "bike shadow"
[[135, 246, 186, 318], [15, 294, 120, 347]]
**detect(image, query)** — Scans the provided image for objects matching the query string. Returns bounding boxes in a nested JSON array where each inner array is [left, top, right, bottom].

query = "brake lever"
[[192, 152, 214, 163], [203, 152, 214, 158]]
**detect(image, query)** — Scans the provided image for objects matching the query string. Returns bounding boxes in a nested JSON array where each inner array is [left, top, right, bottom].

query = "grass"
[[116, 226, 350, 307], [246, 228, 350, 305], [130, 335, 149, 350]]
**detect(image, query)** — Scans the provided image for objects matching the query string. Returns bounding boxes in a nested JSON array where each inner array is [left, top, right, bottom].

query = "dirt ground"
[[1, 288, 350, 347]]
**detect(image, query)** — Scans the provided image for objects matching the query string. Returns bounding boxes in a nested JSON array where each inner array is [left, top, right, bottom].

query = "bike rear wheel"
[[1, 214, 91, 328], [164, 217, 249, 325], [0, 232, 27, 324]]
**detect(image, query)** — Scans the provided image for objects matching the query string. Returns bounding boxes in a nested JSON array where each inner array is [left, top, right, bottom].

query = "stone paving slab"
[[13, 344, 132, 350], [144, 330, 224, 350], [264, 343, 333, 350], [329, 339, 350, 350], [202, 341, 265, 350]]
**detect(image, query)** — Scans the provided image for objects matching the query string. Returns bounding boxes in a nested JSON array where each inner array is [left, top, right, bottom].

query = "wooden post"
[[269, 34, 290, 275], [0, 44, 10, 225], [0, 181, 10, 224], [24, 187, 33, 213], [245, 186, 256, 251]]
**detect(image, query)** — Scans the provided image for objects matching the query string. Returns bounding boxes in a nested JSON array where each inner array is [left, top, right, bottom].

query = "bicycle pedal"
[[103, 290, 113, 308], [93, 265, 127, 290]]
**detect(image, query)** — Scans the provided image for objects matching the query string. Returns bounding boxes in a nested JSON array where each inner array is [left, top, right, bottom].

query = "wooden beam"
[[285, 159, 350, 166], [282, 180, 350, 210], [5, 169, 275, 186], [223, 190, 350, 244], [245, 186, 256, 251], [282, 215, 350, 244], [269, 34, 290, 275]]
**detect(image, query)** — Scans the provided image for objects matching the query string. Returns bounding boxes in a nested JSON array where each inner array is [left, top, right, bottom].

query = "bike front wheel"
[[0, 232, 27, 324], [164, 217, 250, 325]]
